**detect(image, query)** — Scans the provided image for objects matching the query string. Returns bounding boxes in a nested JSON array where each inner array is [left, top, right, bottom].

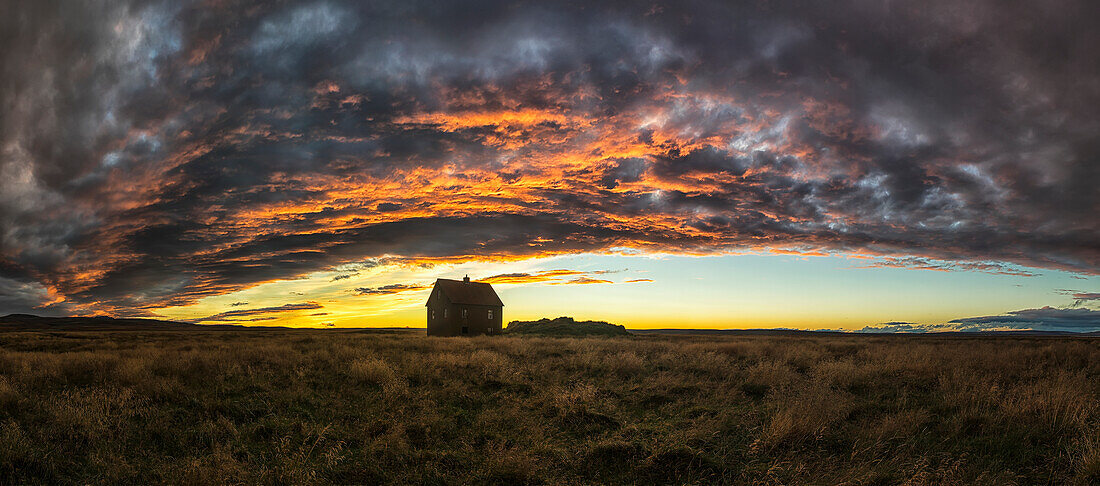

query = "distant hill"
[[505, 317, 630, 336], [0, 314, 284, 332], [632, 328, 848, 336], [633, 327, 1100, 336]]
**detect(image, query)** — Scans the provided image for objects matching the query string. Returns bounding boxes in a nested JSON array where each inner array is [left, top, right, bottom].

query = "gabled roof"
[[429, 278, 504, 306]]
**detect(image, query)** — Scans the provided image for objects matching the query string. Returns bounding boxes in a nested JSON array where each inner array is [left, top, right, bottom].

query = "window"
[[443, 308, 447, 318], [488, 309, 493, 319], [430, 309, 435, 320], [461, 326, 469, 334], [461, 308, 468, 318]]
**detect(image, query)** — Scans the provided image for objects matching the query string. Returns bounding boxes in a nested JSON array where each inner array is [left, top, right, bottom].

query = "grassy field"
[[0, 330, 1097, 485]]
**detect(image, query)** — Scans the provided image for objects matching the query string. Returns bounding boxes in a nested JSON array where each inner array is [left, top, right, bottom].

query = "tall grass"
[[0, 331, 1096, 484]]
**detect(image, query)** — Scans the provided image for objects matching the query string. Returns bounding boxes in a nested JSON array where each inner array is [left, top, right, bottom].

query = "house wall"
[[426, 290, 502, 336], [450, 303, 501, 336]]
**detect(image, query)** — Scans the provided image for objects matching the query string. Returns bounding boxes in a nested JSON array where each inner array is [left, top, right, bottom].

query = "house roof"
[[429, 278, 504, 306]]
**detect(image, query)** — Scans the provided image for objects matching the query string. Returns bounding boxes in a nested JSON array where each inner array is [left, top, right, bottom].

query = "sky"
[[0, 0, 1097, 331]]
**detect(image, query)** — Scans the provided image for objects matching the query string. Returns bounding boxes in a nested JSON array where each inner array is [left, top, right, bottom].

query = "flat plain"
[[0, 330, 1097, 484]]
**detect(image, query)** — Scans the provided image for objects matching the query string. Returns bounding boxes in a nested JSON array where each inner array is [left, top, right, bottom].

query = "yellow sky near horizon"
[[151, 251, 1096, 331]]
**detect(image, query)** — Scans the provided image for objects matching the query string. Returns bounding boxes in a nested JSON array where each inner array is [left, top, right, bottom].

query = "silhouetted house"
[[425, 276, 503, 336]]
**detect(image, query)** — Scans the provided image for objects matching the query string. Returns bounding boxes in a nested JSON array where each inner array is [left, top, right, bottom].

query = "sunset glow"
[[1, 0, 1097, 331]]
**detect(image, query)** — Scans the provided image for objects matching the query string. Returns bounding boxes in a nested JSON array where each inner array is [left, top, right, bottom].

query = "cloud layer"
[[191, 302, 323, 323], [861, 307, 1100, 333], [1, 0, 1097, 315]]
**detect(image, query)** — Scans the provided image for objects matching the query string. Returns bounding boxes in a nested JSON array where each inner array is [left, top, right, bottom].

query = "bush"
[[504, 317, 630, 336]]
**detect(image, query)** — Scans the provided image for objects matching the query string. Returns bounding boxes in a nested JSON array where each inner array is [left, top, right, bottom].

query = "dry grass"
[[0, 331, 1096, 484]]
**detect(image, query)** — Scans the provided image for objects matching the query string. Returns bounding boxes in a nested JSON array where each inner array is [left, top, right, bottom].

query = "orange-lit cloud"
[[551, 277, 614, 285], [477, 269, 637, 286], [478, 270, 585, 285]]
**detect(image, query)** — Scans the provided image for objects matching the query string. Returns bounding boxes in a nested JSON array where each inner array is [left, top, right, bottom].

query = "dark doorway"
[[461, 326, 469, 335]]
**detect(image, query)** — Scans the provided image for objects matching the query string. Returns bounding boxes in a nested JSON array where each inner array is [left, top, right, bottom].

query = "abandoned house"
[[425, 276, 504, 336]]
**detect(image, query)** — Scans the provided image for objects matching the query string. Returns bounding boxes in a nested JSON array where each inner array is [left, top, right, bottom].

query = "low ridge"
[[0, 314, 285, 332]]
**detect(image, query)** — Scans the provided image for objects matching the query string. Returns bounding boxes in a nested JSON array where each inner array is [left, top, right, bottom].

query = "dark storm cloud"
[[1, 0, 1097, 314]]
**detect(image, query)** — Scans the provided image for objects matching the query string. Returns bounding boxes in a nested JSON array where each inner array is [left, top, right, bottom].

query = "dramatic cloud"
[[1, 0, 1097, 315]]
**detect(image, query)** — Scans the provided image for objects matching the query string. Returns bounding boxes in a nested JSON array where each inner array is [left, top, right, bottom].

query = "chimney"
[[463, 275, 470, 283]]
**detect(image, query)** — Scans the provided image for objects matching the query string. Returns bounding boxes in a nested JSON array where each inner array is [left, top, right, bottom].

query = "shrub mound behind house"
[[504, 316, 630, 336]]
